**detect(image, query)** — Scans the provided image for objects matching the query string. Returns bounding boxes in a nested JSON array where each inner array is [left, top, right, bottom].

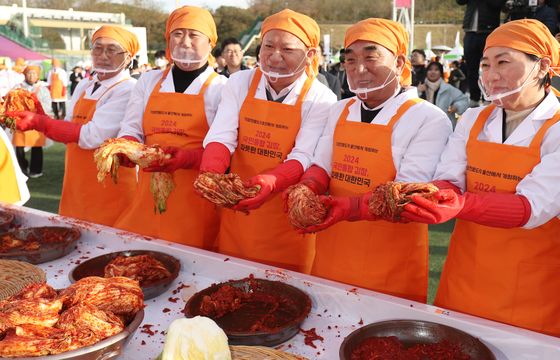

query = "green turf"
[[23, 143, 453, 304], [24, 143, 65, 214]]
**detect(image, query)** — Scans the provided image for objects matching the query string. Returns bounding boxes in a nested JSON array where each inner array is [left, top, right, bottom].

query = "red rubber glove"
[[298, 165, 330, 195], [8, 111, 81, 144], [116, 135, 140, 168], [199, 142, 231, 173], [457, 192, 531, 228], [431, 180, 462, 194], [233, 160, 304, 211], [401, 189, 465, 224], [143, 147, 203, 172], [301, 193, 375, 233], [282, 165, 330, 213]]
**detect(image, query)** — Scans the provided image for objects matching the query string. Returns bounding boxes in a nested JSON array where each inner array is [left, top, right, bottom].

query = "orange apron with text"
[[49, 72, 65, 100], [59, 80, 136, 226], [218, 69, 315, 273], [12, 87, 46, 147], [312, 98, 429, 303], [114, 69, 219, 249], [435, 105, 560, 336]]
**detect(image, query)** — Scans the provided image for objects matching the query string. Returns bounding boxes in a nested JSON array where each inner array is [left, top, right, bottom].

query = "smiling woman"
[[402, 18, 560, 337]]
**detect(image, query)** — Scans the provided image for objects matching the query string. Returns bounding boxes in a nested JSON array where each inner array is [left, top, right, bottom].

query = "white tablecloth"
[[4, 205, 560, 360]]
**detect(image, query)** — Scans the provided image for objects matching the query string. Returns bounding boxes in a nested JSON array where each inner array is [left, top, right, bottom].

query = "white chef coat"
[[118, 66, 227, 142], [434, 91, 560, 229], [0, 126, 29, 205], [46, 68, 69, 102], [312, 87, 453, 182], [0, 69, 24, 98], [65, 70, 136, 150], [203, 68, 338, 170]]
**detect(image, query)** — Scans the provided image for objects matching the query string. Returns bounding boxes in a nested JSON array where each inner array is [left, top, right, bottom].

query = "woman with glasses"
[[113, 6, 227, 249], [9, 25, 139, 226], [402, 19, 560, 337]]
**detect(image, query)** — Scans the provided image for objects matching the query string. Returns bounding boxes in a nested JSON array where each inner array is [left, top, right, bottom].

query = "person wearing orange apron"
[[199, 9, 337, 272], [114, 6, 227, 248], [9, 26, 140, 226], [47, 59, 68, 119], [402, 19, 560, 336], [0, 126, 30, 205], [12, 65, 51, 177], [285, 19, 452, 302]]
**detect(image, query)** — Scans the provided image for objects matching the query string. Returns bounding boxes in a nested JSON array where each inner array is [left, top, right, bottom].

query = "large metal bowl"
[[339, 319, 496, 360], [184, 278, 312, 347], [0, 226, 81, 264], [69, 250, 181, 300], [0, 309, 144, 360]]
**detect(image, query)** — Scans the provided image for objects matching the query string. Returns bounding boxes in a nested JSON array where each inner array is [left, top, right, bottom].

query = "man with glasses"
[[219, 38, 247, 78], [9, 25, 140, 226]]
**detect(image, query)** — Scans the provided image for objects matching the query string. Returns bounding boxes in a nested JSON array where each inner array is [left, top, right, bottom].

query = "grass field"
[[24, 143, 452, 304]]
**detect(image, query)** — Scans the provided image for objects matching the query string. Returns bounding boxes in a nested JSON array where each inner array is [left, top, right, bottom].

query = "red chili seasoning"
[[162, 308, 171, 313], [300, 328, 324, 349], [350, 336, 471, 360], [140, 324, 155, 336]]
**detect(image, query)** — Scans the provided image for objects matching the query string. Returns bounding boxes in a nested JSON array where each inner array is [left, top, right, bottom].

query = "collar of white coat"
[[261, 70, 307, 101], [92, 69, 130, 88], [160, 65, 215, 94], [361, 85, 402, 111], [485, 91, 560, 145], [349, 86, 419, 124]]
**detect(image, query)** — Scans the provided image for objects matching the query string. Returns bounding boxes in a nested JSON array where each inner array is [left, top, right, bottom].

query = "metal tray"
[[1, 309, 144, 360], [339, 319, 496, 360], [69, 250, 181, 300], [184, 278, 312, 347], [0, 226, 80, 264], [0, 210, 14, 232]]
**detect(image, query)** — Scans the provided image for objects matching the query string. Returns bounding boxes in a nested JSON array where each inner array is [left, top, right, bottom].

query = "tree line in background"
[[0, 0, 463, 52]]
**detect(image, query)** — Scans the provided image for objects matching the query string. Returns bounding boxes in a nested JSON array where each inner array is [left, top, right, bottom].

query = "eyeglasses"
[[91, 46, 127, 57]]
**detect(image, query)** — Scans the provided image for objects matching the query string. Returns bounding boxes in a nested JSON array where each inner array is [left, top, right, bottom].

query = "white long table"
[[4, 205, 560, 359]]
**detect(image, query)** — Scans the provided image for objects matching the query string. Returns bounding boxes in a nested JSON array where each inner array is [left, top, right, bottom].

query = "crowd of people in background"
[[4, 0, 560, 181]]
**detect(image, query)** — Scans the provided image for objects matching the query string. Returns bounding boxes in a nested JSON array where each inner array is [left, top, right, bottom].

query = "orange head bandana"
[[52, 58, 61, 68], [165, 6, 217, 64], [260, 9, 320, 78], [485, 19, 560, 87], [345, 18, 412, 86], [23, 65, 41, 76], [13, 58, 26, 73], [92, 25, 140, 56]]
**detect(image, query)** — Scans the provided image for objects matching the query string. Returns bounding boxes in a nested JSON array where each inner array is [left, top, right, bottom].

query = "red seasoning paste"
[[350, 336, 470, 360], [194, 280, 302, 333]]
